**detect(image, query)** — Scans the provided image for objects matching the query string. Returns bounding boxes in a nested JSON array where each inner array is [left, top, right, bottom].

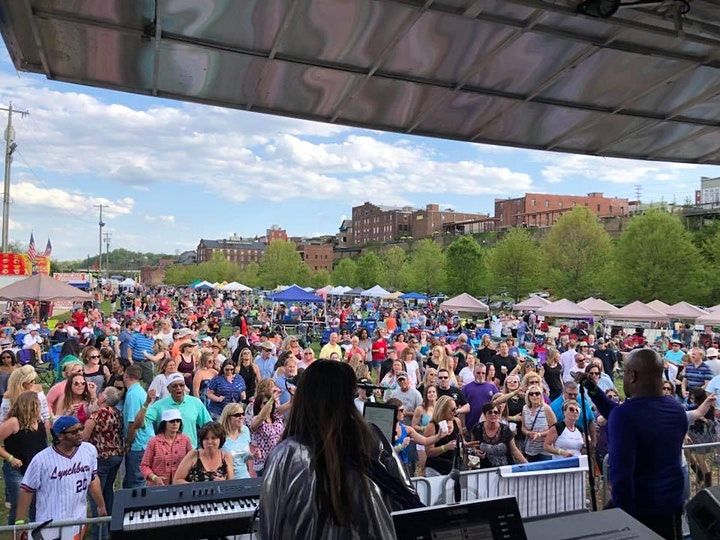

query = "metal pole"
[[2, 103, 12, 252]]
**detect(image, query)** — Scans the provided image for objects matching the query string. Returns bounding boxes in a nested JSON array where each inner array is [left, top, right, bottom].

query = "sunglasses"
[[528, 392, 541, 396], [663, 387, 673, 391], [438, 376, 449, 380], [63, 428, 83, 435], [588, 371, 600, 375], [566, 407, 580, 413], [89, 355, 100, 359], [224, 368, 234, 372], [487, 410, 500, 415], [231, 413, 245, 418], [566, 393, 578, 398], [72, 380, 87, 386]]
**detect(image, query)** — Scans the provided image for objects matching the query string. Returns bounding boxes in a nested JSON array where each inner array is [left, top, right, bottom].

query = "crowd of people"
[[0, 287, 717, 538]]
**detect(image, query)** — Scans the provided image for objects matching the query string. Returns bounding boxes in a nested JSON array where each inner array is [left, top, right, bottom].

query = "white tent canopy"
[[362, 285, 391, 298], [440, 293, 489, 313], [697, 311, 720, 325], [119, 278, 136, 287], [646, 299, 671, 315], [666, 301, 708, 320], [577, 297, 616, 316], [513, 295, 551, 311], [329, 286, 351, 295], [537, 299, 592, 319], [606, 301, 667, 322], [223, 282, 251, 292], [708, 304, 720, 312]]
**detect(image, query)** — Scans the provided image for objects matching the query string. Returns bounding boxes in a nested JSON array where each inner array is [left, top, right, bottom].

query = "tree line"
[[162, 208, 720, 306]]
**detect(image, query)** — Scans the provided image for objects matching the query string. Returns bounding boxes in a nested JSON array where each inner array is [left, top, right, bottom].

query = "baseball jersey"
[[21, 442, 98, 538]]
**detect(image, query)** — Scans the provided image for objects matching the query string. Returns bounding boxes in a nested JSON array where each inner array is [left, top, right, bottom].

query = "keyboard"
[[110, 478, 262, 539]]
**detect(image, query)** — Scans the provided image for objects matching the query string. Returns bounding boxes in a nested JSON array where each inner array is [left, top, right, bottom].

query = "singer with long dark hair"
[[259, 360, 398, 539]]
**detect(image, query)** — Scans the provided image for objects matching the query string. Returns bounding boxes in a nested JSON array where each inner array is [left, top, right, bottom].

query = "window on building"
[[559, 202, 563, 208], [609, 205, 613, 214], [597, 204, 601, 211], [545, 200, 549, 208], [531, 199, 536, 206]]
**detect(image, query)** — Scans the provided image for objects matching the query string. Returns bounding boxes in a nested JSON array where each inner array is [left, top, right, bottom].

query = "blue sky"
[[0, 46, 717, 260]]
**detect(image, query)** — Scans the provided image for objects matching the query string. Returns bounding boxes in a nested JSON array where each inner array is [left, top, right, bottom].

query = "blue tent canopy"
[[400, 292, 428, 300], [266, 285, 324, 303]]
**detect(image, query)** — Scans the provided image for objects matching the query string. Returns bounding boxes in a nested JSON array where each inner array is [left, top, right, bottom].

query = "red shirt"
[[371, 339, 388, 361]]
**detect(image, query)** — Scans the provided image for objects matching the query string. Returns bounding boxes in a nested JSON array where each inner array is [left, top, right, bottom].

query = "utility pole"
[[93, 204, 107, 282], [1, 102, 29, 252], [104, 232, 111, 279]]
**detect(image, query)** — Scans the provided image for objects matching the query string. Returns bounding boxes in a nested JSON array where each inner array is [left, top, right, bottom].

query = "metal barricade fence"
[[411, 456, 589, 518], [0, 516, 112, 539]]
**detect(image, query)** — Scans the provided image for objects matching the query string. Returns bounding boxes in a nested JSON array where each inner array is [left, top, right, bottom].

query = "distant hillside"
[[55, 249, 175, 272]]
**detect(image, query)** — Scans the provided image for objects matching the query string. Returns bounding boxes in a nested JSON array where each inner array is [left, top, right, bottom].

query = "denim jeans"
[[91, 455, 123, 539], [3, 461, 34, 525], [122, 450, 145, 489]]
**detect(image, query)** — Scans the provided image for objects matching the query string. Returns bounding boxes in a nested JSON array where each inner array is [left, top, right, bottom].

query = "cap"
[[166, 372, 185, 387], [597, 337, 606, 344], [258, 341, 274, 350], [577, 341, 589, 348], [176, 328, 193, 338], [357, 377, 372, 385], [396, 371, 409, 380], [707, 347, 719, 358], [201, 336, 213, 343], [671, 339, 682, 345], [52, 415, 80, 435], [161, 409, 182, 422]]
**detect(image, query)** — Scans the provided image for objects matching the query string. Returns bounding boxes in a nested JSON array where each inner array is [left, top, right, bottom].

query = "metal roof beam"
[[21, 0, 51, 77]]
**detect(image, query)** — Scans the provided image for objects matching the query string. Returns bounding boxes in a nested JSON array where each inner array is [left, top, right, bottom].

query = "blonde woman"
[[237, 348, 260, 399], [417, 368, 438, 397], [220, 402, 254, 479], [543, 348, 564, 401], [424, 395, 459, 476], [521, 384, 556, 462], [432, 346, 458, 386], [192, 351, 218, 405], [412, 385, 438, 476], [0, 392, 47, 524], [0, 365, 50, 424]]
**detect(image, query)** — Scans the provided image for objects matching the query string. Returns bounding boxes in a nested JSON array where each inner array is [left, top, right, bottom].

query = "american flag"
[[43, 237, 52, 257], [27, 233, 37, 261]]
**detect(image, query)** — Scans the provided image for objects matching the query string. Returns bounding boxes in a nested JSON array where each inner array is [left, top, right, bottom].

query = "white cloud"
[[144, 215, 176, 224], [537, 153, 696, 185], [11, 181, 134, 218]]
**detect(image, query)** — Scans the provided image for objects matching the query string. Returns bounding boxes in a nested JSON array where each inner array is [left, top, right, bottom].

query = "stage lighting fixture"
[[577, 0, 621, 17]]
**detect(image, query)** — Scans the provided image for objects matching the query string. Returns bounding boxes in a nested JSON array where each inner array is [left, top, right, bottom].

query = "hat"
[[161, 409, 182, 422], [597, 337, 606, 344], [165, 373, 185, 387], [707, 347, 719, 358], [671, 339, 682, 345], [396, 371, 409, 380], [176, 328, 193, 338], [357, 377, 372, 385], [577, 341, 589, 348], [0, 338, 12, 349], [201, 336, 213, 343], [62, 356, 84, 369], [52, 415, 80, 435], [258, 341, 274, 350]]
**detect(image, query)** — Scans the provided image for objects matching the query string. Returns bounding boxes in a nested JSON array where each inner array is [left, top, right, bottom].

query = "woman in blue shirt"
[[220, 402, 254, 478], [206, 360, 246, 419]]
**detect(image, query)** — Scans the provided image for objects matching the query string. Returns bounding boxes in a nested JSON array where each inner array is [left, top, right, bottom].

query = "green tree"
[[258, 240, 306, 288], [332, 258, 358, 287], [355, 252, 384, 289], [541, 207, 612, 301], [487, 228, 543, 301], [445, 236, 486, 297], [405, 239, 446, 294], [382, 246, 407, 290], [309, 269, 332, 289], [240, 262, 260, 289], [611, 210, 709, 304]]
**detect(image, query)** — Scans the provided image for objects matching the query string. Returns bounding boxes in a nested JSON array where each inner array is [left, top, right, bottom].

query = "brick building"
[[297, 241, 334, 272], [494, 192, 629, 230], [140, 266, 166, 286], [266, 225, 288, 242], [196, 234, 265, 267], [350, 202, 489, 245]]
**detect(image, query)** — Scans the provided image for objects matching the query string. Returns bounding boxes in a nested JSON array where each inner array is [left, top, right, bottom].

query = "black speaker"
[[687, 486, 720, 540]]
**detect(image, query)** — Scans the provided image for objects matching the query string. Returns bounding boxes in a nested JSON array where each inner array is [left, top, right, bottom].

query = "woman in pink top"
[[140, 409, 192, 485]]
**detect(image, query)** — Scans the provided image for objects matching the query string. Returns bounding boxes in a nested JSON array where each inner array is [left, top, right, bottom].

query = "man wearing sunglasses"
[[15, 416, 106, 539]]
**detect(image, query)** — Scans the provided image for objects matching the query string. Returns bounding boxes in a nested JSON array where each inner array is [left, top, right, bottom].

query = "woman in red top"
[[370, 329, 388, 377], [140, 408, 192, 485]]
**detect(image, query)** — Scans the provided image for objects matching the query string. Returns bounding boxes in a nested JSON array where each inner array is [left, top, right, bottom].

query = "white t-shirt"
[[21, 442, 98, 539], [458, 366, 475, 386], [404, 359, 420, 387], [22, 333, 43, 349]]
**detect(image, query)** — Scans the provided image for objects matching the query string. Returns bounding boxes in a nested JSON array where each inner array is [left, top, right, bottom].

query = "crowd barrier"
[[411, 456, 589, 518], [0, 516, 111, 539]]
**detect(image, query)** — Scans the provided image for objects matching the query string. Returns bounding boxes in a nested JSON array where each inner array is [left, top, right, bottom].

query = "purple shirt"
[[462, 381, 499, 429]]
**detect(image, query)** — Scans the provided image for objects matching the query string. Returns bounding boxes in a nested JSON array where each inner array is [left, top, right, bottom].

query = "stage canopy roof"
[[537, 298, 592, 319], [607, 301, 667, 322], [513, 295, 551, 311], [440, 293, 489, 313], [4, 1, 720, 164], [577, 297, 616, 316]]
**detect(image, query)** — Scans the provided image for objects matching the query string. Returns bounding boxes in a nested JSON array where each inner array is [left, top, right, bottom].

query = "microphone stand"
[[440, 428, 463, 504], [578, 382, 598, 511]]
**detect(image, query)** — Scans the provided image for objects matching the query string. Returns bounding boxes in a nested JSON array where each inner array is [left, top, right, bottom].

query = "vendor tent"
[[577, 297, 616, 316], [697, 311, 720, 325], [347, 287, 364, 296], [266, 285, 324, 303], [646, 299, 671, 315], [537, 299, 592, 319], [606, 301, 667, 322], [194, 281, 214, 291], [440, 293, 489, 313], [708, 304, 720, 312], [329, 286, 350, 295], [0, 274, 92, 302], [666, 301, 708, 320], [513, 295, 551, 311], [362, 285, 391, 298], [119, 278, 136, 287], [388, 291, 403, 300], [400, 292, 428, 301], [223, 282, 251, 292]]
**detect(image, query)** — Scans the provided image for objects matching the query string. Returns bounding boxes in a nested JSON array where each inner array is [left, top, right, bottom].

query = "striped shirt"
[[130, 332, 155, 361], [684, 362, 714, 388]]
